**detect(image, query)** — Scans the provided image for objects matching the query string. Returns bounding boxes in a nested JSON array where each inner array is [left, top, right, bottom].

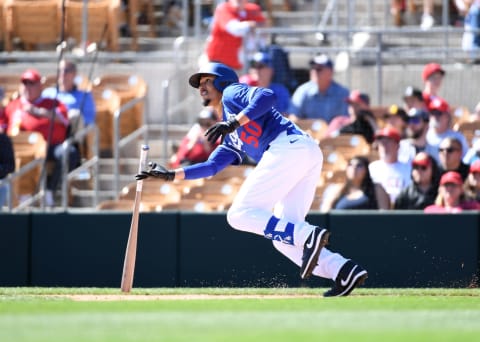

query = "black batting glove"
[[204, 117, 240, 143], [135, 162, 175, 181]]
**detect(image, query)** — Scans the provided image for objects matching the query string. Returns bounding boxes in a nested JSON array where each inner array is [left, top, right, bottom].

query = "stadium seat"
[[92, 73, 147, 143], [181, 180, 240, 211], [320, 134, 370, 161], [120, 180, 182, 208], [10, 131, 47, 205], [64, 0, 120, 52], [3, 0, 60, 51], [454, 120, 480, 148], [0, 73, 20, 105], [91, 87, 121, 154]]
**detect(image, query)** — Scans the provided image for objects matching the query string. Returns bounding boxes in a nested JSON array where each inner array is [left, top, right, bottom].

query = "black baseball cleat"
[[300, 227, 330, 279], [323, 260, 368, 297]]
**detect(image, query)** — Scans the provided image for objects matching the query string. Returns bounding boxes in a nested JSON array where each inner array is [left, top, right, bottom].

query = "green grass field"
[[1, 287, 480, 342]]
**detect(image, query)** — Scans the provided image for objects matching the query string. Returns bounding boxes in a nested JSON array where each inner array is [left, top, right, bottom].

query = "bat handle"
[[139, 144, 150, 173], [136, 144, 150, 191]]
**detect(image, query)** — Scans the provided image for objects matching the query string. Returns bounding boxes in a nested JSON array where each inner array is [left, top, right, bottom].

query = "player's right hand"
[[135, 162, 175, 181]]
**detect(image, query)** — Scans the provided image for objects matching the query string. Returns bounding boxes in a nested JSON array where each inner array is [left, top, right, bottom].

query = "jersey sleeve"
[[183, 144, 242, 180]]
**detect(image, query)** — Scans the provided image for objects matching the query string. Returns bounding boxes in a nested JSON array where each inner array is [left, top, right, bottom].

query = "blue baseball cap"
[[249, 52, 272, 68]]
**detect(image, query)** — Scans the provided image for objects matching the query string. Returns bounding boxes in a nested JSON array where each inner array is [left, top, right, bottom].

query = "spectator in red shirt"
[[421, 62, 448, 108], [1, 69, 79, 206], [424, 171, 480, 213], [203, 0, 266, 70]]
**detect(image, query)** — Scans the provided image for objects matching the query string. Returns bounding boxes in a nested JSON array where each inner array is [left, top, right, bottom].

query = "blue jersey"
[[222, 83, 299, 163], [183, 83, 302, 180]]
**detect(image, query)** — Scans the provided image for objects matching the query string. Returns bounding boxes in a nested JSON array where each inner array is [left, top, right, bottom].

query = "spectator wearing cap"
[[394, 152, 440, 210], [437, 136, 470, 181], [382, 104, 408, 138], [421, 62, 447, 108], [464, 160, 480, 203], [369, 126, 412, 204], [1, 68, 79, 206], [239, 51, 291, 114], [398, 107, 437, 164], [402, 86, 426, 111], [426, 97, 469, 160], [424, 171, 480, 213], [323, 90, 377, 143], [288, 54, 350, 124], [169, 106, 220, 168]]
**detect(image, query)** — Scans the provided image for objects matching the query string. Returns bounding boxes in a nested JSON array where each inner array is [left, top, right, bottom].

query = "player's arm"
[[135, 145, 240, 181], [204, 87, 274, 143]]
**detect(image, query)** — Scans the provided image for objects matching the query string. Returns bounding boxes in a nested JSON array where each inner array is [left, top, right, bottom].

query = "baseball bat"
[[121, 144, 149, 293]]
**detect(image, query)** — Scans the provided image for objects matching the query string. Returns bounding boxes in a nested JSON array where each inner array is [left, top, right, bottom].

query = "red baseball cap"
[[422, 63, 445, 81], [470, 160, 480, 173], [346, 90, 370, 106], [412, 152, 431, 167], [440, 171, 463, 186], [428, 97, 450, 113], [21, 69, 41, 83], [374, 126, 401, 143]]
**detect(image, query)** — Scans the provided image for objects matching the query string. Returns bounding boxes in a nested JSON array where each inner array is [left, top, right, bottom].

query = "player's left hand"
[[204, 117, 240, 143], [135, 162, 175, 181]]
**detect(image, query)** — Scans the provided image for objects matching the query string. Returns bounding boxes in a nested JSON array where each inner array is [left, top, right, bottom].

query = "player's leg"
[[268, 139, 368, 295], [227, 133, 328, 278], [227, 141, 317, 247]]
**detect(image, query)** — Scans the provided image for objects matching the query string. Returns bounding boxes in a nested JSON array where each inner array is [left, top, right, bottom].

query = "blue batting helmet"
[[188, 62, 239, 92]]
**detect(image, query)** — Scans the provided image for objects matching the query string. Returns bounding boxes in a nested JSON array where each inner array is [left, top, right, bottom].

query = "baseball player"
[[136, 62, 368, 296]]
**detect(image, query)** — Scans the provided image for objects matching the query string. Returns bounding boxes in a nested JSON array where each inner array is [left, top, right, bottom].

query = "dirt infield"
[[62, 294, 320, 301]]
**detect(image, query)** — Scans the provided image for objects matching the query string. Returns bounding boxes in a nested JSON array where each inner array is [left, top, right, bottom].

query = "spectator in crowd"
[[202, 0, 267, 70], [464, 159, 480, 202], [0, 130, 15, 208], [321, 155, 390, 211], [169, 106, 220, 168], [369, 126, 412, 204], [394, 152, 440, 210], [0, 69, 79, 206], [239, 51, 291, 114], [398, 107, 437, 164], [288, 54, 349, 124], [42, 59, 96, 135], [437, 136, 470, 181], [382, 104, 408, 138], [424, 171, 480, 213], [324, 90, 377, 143], [426, 97, 469, 160], [402, 86, 426, 111], [463, 138, 480, 164], [462, 0, 480, 61], [422, 62, 447, 108]]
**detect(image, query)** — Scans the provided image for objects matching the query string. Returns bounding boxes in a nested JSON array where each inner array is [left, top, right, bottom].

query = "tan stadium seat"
[[92, 74, 147, 142], [3, 0, 60, 51], [10, 131, 47, 205], [64, 0, 120, 52], [91, 87, 121, 153]]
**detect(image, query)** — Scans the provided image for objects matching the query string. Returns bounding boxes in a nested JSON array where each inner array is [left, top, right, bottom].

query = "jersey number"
[[239, 121, 262, 148]]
